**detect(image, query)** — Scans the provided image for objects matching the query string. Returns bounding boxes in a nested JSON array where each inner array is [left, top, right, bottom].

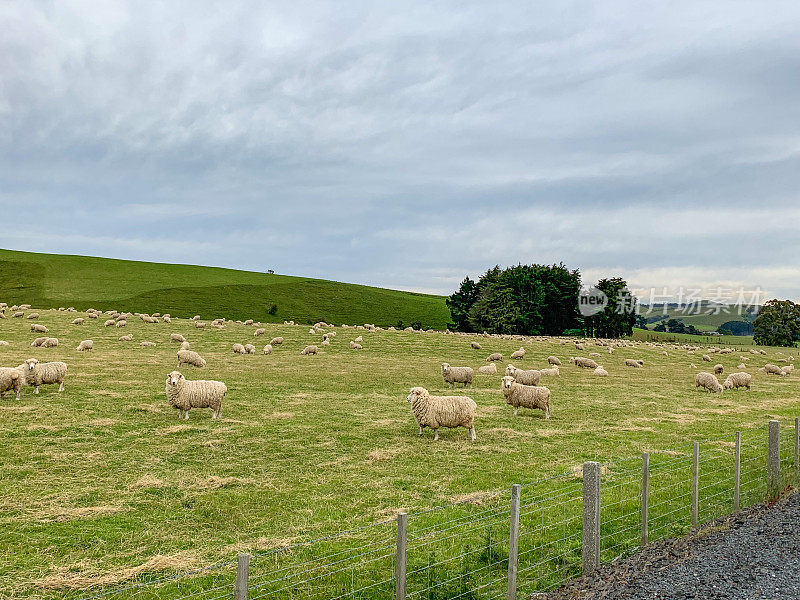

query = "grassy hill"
[[640, 302, 757, 333], [0, 249, 452, 328]]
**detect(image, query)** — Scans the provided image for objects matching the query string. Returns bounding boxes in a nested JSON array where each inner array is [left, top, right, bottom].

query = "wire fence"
[[68, 419, 799, 600]]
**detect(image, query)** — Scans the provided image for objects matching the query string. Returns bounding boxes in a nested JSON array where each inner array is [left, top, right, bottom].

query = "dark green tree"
[[753, 299, 800, 347], [666, 318, 686, 334], [635, 314, 648, 330], [583, 277, 637, 338], [446, 276, 481, 331], [654, 321, 667, 332]]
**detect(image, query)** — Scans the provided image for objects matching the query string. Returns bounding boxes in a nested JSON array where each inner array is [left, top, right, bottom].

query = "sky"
[[2, 1, 800, 301]]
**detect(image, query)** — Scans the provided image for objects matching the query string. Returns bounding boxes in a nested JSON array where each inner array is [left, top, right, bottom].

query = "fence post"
[[768, 420, 780, 500], [234, 553, 250, 600], [794, 418, 798, 485], [506, 484, 521, 600], [641, 453, 649, 547], [691, 442, 699, 529], [734, 432, 741, 512], [395, 512, 407, 600], [582, 461, 601, 574]]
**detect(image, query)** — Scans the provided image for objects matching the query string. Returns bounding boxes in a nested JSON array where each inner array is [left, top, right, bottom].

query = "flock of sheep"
[[0, 303, 795, 442]]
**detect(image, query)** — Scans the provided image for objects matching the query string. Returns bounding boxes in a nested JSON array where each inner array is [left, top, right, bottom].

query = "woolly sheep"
[[471, 341, 482, 350], [104, 319, 115, 327], [269, 337, 284, 346], [501, 376, 550, 418], [702, 354, 711, 362], [695, 372, 723, 393], [192, 315, 201, 320], [486, 353, 503, 362], [19, 304, 30, 310], [72, 318, 84, 325], [713, 364, 724, 375], [232, 343, 246, 355], [141, 341, 156, 347], [321, 338, 330, 346], [263, 344, 273, 355], [593, 366, 609, 377], [22, 359, 66, 394], [349, 341, 363, 349], [782, 365, 794, 375], [41, 338, 58, 348], [119, 334, 133, 342], [547, 356, 562, 366], [406, 387, 476, 441], [0, 341, 8, 346], [195, 321, 206, 329], [26, 312, 39, 320], [477, 363, 497, 374], [573, 357, 599, 369], [540, 366, 560, 377], [575, 343, 585, 351], [737, 363, 747, 370], [177, 349, 206, 368], [12, 311, 23, 317], [510, 347, 526, 360], [170, 333, 186, 343], [254, 328, 266, 337], [441, 363, 474, 388], [505, 364, 541, 386], [163, 315, 171, 323], [166, 371, 226, 419], [244, 319, 254, 326], [31, 337, 48, 347], [116, 320, 127, 328], [0, 366, 23, 400], [76, 340, 93, 352], [244, 344, 256, 354], [625, 359, 644, 368], [724, 372, 751, 390], [761, 364, 784, 376], [30, 324, 48, 333], [354, 335, 363, 343], [301, 345, 318, 355], [179, 341, 190, 351]]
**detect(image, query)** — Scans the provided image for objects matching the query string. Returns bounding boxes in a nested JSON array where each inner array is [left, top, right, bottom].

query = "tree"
[[635, 314, 648, 329], [753, 299, 800, 347], [666, 319, 686, 334], [582, 277, 637, 338], [446, 276, 480, 331], [654, 321, 667, 332], [720, 320, 754, 336]]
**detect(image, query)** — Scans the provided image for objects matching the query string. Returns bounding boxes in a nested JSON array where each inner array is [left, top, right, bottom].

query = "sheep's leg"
[[184, 411, 190, 420], [58, 382, 64, 392], [34, 386, 39, 394], [469, 427, 476, 441], [433, 429, 439, 441], [513, 408, 518, 416], [419, 426, 424, 436], [545, 406, 550, 419]]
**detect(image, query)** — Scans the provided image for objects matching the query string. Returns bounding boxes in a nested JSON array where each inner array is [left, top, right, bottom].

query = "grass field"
[[1, 308, 798, 599], [640, 302, 756, 333], [631, 328, 755, 346], [0, 249, 451, 329]]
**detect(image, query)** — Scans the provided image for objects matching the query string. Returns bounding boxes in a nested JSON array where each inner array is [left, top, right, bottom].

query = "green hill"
[[641, 302, 757, 333], [0, 249, 451, 328]]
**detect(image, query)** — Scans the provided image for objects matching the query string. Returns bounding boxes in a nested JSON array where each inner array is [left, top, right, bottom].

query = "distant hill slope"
[[0, 249, 451, 328], [640, 301, 758, 333]]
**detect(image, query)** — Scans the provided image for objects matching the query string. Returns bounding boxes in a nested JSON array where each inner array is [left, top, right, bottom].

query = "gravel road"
[[543, 492, 800, 600]]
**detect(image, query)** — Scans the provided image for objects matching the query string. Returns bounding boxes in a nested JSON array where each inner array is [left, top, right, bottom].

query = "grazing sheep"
[[441, 363, 474, 388], [301, 345, 318, 355], [12, 311, 23, 317], [30, 324, 48, 333], [547, 356, 562, 366], [22, 359, 66, 393], [263, 344, 273, 355], [31, 337, 48, 347], [232, 343, 246, 355], [195, 321, 206, 329], [695, 372, 723, 393], [72, 318, 84, 325], [41, 338, 58, 348], [165, 371, 226, 419], [540, 367, 560, 377], [349, 341, 363, 349], [179, 341, 190, 351], [0, 366, 23, 400], [575, 343, 585, 351], [119, 335, 133, 341], [737, 363, 747, 370], [354, 335, 363, 343], [782, 365, 794, 376], [192, 315, 201, 320], [321, 338, 330, 346], [140, 341, 156, 347], [115, 320, 127, 328], [761, 364, 784, 376], [25, 312, 39, 320], [478, 363, 497, 374], [593, 366, 609, 377], [254, 328, 266, 337], [244, 319, 254, 326], [505, 364, 541, 386], [702, 354, 711, 362], [406, 387, 476, 441], [510, 347, 526, 360], [0, 341, 8, 346], [724, 372, 751, 391], [104, 319, 115, 327], [713, 364, 724, 375], [624, 359, 644, 368], [177, 349, 206, 368], [163, 315, 171, 323], [501, 376, 550, 418], [76, 340, 94, 352], [486, 353, 503, 362], [170, 334, 186, 343], [244, 344, 256, 354], [573, 357, 599, 369], [471, 341, 482, 350], [269, 337, 284, 346]]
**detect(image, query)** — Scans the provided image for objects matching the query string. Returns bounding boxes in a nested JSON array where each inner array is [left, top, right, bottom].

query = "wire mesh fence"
[[71, 419, 798, 600]]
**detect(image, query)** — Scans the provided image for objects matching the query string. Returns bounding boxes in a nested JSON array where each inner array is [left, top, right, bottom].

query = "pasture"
[[0, 308, 798, 598]]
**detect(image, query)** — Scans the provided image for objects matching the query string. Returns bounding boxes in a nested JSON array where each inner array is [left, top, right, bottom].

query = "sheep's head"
[[501, 376, 515, 390], [505, 365, 516, 376], [407, 387, 427, 404], [24, 358, 39, 371], [166, 371, 185, 387], [441, 363, 450, 375]]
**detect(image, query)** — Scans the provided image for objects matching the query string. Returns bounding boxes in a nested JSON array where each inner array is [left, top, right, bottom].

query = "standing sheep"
[[119, 335, 133, 342], [115, 320, 127, 328], [547, 356, 562, 366], [540, 366, 560, 377], [441, 363, 474, 388], [179, 341, 190, 351], [254, 328, 266, 337], [301, 345, 318, 355], [30, 324, 48, 333], [165, 371, 226, 419], [263, 344, 273, 355], [510, 347, 526, 360], [713, 364, 724, 375], [76, 340, 94, 352], [573, 357, 599, 369], [505, 364, 541, 386], [477, 363, 497, 374], [624, 359, 644, 368], [104, 319, 115, 327], [0, 367, 23, 400], [761, 364, 784, 376], [269, 337, 284, 346], [593, 366, 609, 377], [702, 354, 711, 362], [72, 318, 85, 325], [21, 359, 67, 394], [471, 341, 482, 350], [195, 322, 206, 329], [232, 343, 246, 355], [406, 387, 476, 441], [695, 372, 723, 393], [244, 344, 256, 354], [723, 372, 751, 390], [25, 312, 39, 320], [501, 376, 550, 418], [170, 334, 186, 343], [177, 349, 206, 368], [486, 353, 503, 362], [41, 338, 58, 347]]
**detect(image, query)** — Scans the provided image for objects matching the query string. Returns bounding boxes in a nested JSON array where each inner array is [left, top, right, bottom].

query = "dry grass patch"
[[129, 474, 164, 490], [89, 418, 118, 427], [366, 448, 401, 462], [41, 505, 129, 523]]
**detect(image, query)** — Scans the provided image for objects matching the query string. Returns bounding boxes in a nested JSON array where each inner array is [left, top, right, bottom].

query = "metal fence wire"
[[70, 419, 798, 600]]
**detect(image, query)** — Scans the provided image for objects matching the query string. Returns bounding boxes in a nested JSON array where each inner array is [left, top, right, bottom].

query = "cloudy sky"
[[2, 1, 800, 300]]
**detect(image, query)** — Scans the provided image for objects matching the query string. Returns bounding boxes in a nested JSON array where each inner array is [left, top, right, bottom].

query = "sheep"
[[486, 353, 503, 362], [321, 338, 330, 346], [232, 343, 246, 355], [713, 364, 724, 375], [41, 338, 58, 348], [501, 376, 550, 418], [510, 347, 526, 360], [0, 366, 23, 400], [349, 341, 363, 349], [761, 364, 784, 376], [254, 328, 266, 337], [624, 359, 643, 368], [119, 335, 133, 341], [724, 372, 751, 391], [477, 363, 497, 374], [192, 315, 201, 320], [170, 333, 186, 343], [195, 321, 206, 329], [471, 341, 482, 350], [737, 363, 747, 370], [695, 372, 723, 393], [72, 318, 84, 325], [575, 343, 585, 351], [21, 359, 66, 394], [263, 344, 273, 355], [31, 337, 48, 347], [593, 366, 609, 377], [12, 311, 23, 317], [244, 319, 254, 326], [25, 312, 39, 320], [163, 315, 171, 323], [140, 341, 156, 347], [179, 341, 190, 351], [301, 345, 318, 355], [177, 349, 206, 368], [406, 387, 476, 441], [505, 364, 541, 386], [30, 323, 48, 333], [104, 319, 115, 327], [354, 335, 363, 343], [547, 356, 562, 366], [782, 365, 794, 375], [441, 363, 474, 388], [269, 337, 284, 346], [244, 344, 256, 354], [702, 354, 711, 362], [540, 366, 560, 377], [0, 341, 8, 346], [76, 340, 94, 352], [165, 371, 226, 419], [573, 357, 599, 369], [115, 320, 127, 328]]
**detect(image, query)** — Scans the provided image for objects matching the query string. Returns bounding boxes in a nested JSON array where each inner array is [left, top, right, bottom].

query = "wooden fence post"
[[794, 418, 798, 485], [734, 432, 741, 512], [234, 553, 250, 600], [768, 420, 780, 500], [395, 512, 407, 600], [506, 484, 521, 600], [582, 462, 601, 574], [692, 442, 699, 529], [641, 453, 649, 547]]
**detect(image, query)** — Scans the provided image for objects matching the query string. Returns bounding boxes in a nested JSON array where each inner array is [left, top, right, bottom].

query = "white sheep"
[[441, 363, 474, 388], [471, 341, 482, 350], [21, 359, 66, 394], [505, 364, 541, 386], [165, 371, 226, 419], [254, 328, 266, 337], [540, 366, 560, 377], [354, 335, 363, 343], [244, 344, 256, 354], [177, 349, 206, 368], [477, 363, 497, 374], [0, 366, 23, 400], [76, 340, 94, 352], [232, 343, 246, 355], [625, 359, 644, 368], [695, 372, 723, 393], [263, 344, 273, 355], [179, 341, 190, 351], [270, 337, 284, 346], [547, 356, 562, 366], [510, 347, 526, 360], [104, 319, 115, 327], [195, 321, 206, 329], [724, 372, 751, 390], [25, 312, 39, 320], [301, 345, 318, 355], [761, 364, 784, 376], [42, 338, 58, 348], [170, 333, 186, 343], [31, 337, 48, 347], [349, 341, 363, 349], [140, 341, 156, 347], [115, 320, 127, 328], [119, 335, 134, 342], [593, 366, 608, 377], [30, 323, 48, 333], [406, 387, 476, 441], [782, 365, 794, 376], [486, 353, 503, 362], [573, 357, 599, 369], [501, 376, 550, 418], [713, 364, 724, 375], [702, 354, 711, 362], [72, 318, 84, 325]]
